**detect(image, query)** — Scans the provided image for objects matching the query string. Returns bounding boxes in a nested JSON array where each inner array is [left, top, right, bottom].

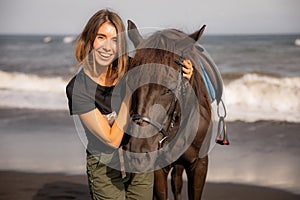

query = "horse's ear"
[[175, 25, 206, 52], [127, 20, 143, 47], [189, 25, 206, 42]]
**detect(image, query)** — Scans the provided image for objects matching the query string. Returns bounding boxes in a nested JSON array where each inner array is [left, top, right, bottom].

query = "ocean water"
[[0, 34, 299, 122]]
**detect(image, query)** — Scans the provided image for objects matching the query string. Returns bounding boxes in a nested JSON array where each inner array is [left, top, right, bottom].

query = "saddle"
[[197, 44, 229, 145]]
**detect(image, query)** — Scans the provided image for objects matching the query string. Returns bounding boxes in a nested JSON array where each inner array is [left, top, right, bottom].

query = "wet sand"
[[1, 171, 299, 200], [0, 108, 299, 199]]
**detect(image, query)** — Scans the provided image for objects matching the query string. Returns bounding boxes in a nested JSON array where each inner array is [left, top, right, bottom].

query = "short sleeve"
[[66, 71, 97, 115]]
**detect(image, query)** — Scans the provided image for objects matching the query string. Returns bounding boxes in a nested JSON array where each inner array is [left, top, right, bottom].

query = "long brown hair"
[[76, 9, 128, 79]]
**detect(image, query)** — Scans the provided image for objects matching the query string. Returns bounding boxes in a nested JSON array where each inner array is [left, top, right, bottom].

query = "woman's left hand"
[[181, 59, 194, 80]]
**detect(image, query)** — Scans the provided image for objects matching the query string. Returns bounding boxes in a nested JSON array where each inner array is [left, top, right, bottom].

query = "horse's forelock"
[[130, 29, 190, 70]]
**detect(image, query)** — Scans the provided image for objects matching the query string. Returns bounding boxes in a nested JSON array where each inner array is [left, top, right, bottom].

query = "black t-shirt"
[[66, 69, 121, 153]]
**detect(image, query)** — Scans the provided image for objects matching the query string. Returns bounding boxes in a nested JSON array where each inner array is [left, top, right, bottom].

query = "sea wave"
[[0, 70, 299, 122], [0, 70, 68, 110], [224, 73, 300, 122], [0, 70, 66, 92]]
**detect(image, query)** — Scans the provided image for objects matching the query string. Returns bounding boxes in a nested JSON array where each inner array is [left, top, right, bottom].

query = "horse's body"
[[123, 20, 212, 200]]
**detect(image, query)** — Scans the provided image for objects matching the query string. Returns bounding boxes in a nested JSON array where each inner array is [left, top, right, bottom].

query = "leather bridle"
[[131, 65, 185, 149]]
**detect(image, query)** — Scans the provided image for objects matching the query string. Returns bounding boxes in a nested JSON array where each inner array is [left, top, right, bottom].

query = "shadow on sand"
[[30, 179, 300, 200], [33, 181, 89, 200]]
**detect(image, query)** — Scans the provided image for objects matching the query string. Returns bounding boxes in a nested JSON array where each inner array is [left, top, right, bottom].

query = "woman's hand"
[[181, 59, 193, 80]]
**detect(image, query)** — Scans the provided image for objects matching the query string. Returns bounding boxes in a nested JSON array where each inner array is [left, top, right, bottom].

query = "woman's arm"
[[79, 100, 129, 148]]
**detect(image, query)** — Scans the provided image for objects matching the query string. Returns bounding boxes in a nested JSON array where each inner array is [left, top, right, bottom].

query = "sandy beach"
[[0, 107, 299, 199], [1, 170, 300, 200]]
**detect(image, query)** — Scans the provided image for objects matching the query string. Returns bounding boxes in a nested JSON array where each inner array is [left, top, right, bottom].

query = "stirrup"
[[215, 99, 229, 145]]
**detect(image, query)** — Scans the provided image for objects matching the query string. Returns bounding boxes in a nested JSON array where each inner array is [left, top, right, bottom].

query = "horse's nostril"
[[132, 115, 150, 127], [136, 119, 143, 125], [132, 115, 143, 125]]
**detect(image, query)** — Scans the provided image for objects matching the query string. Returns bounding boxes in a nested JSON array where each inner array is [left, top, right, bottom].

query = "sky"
[[0, 0, 299, 35]]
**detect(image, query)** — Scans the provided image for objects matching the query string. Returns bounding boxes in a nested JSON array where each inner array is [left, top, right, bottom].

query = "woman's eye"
[[112, 37, 118, 43], [96, 36, 104, 41]]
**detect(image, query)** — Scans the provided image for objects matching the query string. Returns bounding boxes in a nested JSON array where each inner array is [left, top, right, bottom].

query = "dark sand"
[[1, 171, 300, 200], [0, 108, 299, 199]]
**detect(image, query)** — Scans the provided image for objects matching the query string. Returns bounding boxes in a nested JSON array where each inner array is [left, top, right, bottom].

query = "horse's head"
[[124, 20, 211, 151]]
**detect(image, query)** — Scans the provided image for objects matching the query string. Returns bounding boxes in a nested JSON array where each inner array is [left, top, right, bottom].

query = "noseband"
[[132, 64, 186, 149]]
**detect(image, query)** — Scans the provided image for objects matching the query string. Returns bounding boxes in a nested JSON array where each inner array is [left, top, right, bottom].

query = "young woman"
[[66, 9, 193, 200]]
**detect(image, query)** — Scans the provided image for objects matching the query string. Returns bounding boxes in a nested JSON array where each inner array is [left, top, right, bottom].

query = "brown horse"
[[122, 20, 212, 200]]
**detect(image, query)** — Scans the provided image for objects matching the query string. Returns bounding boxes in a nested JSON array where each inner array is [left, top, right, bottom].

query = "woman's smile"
[[93, 21, 118, 66]]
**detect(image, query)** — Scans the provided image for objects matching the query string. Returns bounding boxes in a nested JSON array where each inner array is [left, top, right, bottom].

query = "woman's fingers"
[[182, 59, 193, 80]]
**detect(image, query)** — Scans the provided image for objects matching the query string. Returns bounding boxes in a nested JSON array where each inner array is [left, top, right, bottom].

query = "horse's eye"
[[162, 88, 172, 95]]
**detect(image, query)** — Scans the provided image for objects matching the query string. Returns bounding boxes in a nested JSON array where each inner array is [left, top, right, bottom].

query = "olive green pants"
[[86, 153, 154, 200]]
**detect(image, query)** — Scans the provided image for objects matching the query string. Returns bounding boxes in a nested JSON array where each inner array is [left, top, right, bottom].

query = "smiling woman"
[[65, 8, 194, 200], [66, 9, 135, 200]]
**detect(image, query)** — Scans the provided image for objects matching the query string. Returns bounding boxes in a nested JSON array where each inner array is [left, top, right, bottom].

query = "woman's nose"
[[103, 39, 112, 51]]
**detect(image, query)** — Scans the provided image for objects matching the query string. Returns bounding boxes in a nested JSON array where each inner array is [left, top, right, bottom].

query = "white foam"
[[0, 89, 68, 110], [1, 70, 299, 122], [0, 70, 68, 110], [224, 73, 300, 122], [0, 70, 66, 93]]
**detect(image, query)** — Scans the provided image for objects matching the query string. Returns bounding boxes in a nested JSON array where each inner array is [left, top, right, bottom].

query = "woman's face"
[[93, 22, 118, 67]]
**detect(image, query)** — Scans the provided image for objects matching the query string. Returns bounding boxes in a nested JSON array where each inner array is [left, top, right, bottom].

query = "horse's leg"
[[171, 164, 184, 200], [153, 166, 171, 200], [186, 155, 208, 200]]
